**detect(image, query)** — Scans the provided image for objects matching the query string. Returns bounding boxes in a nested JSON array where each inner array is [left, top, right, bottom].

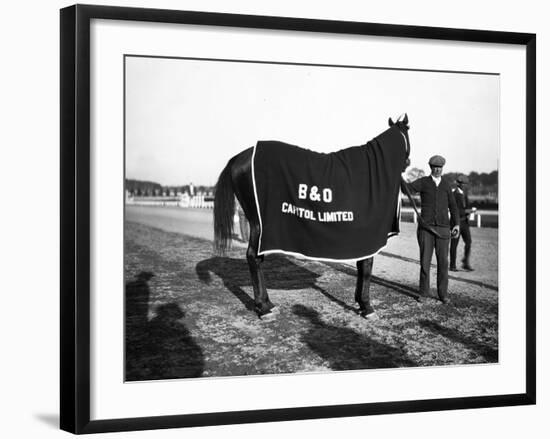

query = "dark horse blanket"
[[252, 126, 407, 261]]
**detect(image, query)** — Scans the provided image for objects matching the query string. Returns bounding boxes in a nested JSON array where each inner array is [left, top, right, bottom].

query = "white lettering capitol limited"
[[281, 184, 354, 222]]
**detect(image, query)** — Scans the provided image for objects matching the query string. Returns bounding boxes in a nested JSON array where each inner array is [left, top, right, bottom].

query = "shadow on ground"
[[325, 261, 497, 309], [125, 271, 204, 381], [418, 319, 498, 362], [322, 261, 419, 300], [196, 255, 358, 313], [293, 304, 416, 370]]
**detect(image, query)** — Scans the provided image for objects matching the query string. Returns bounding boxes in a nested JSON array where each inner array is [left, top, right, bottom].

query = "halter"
[[393, 119, 410, 157], [399, 130, 409, 154]]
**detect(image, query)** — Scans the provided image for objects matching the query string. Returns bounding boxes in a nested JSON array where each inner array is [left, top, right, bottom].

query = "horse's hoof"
[[259, 306, 279, 320], [360, 309, 377, 320]]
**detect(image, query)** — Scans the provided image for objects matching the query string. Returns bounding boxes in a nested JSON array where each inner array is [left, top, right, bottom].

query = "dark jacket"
[[453, 188, 470, 221], [406, 176, 459, 228]]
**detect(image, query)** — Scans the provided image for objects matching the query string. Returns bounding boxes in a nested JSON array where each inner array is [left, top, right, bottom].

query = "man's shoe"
[[440, 297, 451, 305], [416, 295, 426, 303], [450, 266, 458, 272], [462, 264, 474, 271]]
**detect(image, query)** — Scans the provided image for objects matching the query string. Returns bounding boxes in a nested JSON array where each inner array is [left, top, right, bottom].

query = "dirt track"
[[125, 205, 498, 381]]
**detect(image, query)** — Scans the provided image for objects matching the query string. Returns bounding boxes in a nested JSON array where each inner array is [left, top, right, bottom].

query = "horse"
[[213, 114, 411, 319]]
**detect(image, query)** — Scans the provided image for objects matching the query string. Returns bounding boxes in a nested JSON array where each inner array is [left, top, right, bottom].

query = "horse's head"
[[388, 113, 411, 171]]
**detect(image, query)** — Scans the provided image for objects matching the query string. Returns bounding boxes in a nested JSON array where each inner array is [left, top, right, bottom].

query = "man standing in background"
[[404, 155, 460, 304], [450, 174, 475, 271]]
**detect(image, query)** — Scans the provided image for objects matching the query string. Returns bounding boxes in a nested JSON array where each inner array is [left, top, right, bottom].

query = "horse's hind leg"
[[246, 223, 276, 316], [230, 148, 275, 317], [355, 257, 376, 318]]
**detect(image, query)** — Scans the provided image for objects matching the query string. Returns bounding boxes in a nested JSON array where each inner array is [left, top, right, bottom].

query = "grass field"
[[124, 210, 498, 381]]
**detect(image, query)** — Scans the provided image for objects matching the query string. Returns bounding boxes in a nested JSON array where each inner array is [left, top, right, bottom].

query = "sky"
[[125, 56, 499, 187]]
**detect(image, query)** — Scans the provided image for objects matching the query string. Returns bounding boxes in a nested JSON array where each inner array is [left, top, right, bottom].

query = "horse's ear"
[[403, 113, 409, 126], [388, 117, 394, 126]]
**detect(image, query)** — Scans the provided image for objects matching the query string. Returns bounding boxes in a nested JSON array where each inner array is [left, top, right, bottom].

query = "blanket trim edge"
[[251, 143, 265, 252], [257, 231, 399, 263]]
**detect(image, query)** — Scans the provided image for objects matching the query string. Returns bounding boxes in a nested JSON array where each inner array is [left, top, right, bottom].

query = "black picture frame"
[[60, 4, 536, 434]]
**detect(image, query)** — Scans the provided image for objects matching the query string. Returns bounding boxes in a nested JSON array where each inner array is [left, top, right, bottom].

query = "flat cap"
[[428, 155, 446, 167], [456, 174, 469, 184]]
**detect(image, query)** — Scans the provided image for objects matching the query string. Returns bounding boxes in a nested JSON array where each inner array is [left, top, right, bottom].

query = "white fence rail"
[[185, 195, 214, 209], [401, 207, 497, 228], [126, 193, 214, 209]]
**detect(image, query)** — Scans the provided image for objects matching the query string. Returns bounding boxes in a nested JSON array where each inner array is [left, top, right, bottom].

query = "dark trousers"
[[417, 226, 450, 300], [450, 220, 472, 268]]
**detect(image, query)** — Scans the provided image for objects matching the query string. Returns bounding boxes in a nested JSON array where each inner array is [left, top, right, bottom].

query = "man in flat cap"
[[403, 155, 459, 303], [450, 174, 475, 271]]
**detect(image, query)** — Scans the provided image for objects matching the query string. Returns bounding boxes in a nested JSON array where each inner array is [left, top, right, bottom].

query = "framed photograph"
[[60, 4, 536, 434]]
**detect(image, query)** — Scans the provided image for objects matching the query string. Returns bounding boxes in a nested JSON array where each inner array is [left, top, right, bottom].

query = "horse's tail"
[[213, 160, 236, 255]]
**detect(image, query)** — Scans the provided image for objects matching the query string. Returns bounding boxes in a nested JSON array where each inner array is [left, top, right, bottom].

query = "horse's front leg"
[[355, 257, 376, 318], [246, 224, 275, 317]]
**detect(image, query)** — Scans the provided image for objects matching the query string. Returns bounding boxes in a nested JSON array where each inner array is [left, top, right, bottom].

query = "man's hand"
[[451, 225, 460, 238]]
